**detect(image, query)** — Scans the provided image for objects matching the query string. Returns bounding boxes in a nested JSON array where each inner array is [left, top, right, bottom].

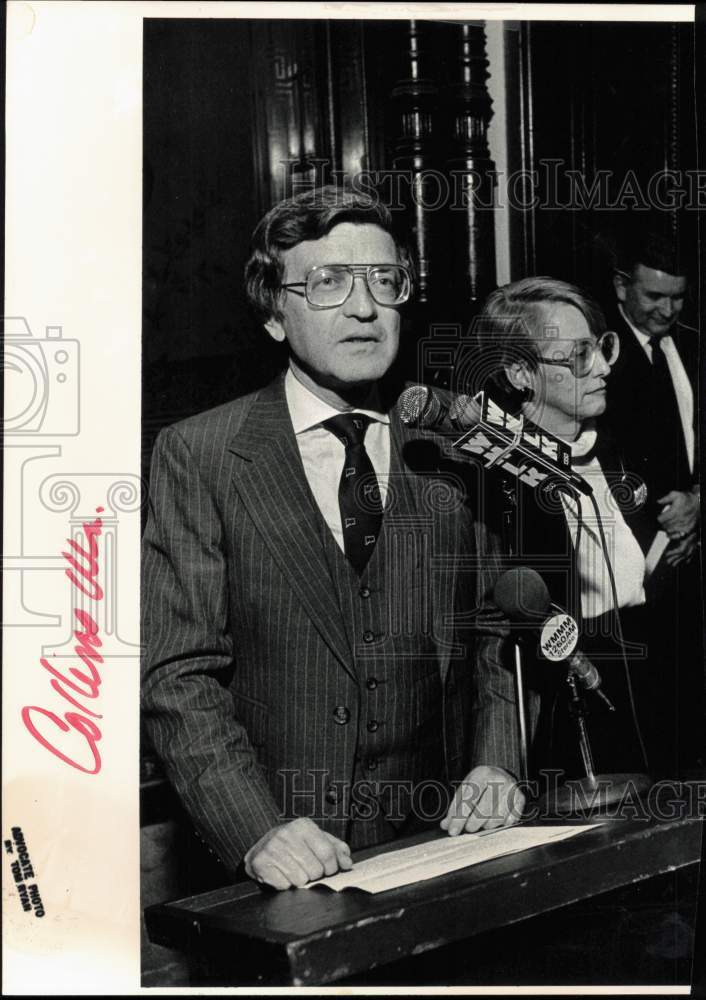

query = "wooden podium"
[[145, 812, 703, 986]]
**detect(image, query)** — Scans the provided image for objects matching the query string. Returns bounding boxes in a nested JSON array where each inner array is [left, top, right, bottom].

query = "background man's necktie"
[[323, 413, 383, 574], [648, 335, 690, 504]]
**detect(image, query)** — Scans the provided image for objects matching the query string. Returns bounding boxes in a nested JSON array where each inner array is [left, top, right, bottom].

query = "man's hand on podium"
[[244, 817, 353, 890], [440, 765, 525, 836]]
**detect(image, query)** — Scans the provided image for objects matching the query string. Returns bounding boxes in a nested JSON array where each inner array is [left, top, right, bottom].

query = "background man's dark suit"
[[600, 309, 702, 774], [141, 374, 519, 875], [602, 310, 698, 547]]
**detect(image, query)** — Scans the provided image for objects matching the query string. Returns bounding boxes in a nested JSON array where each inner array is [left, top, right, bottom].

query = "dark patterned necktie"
[[322, 413, 383, 574], [649, 335, 689, 499]]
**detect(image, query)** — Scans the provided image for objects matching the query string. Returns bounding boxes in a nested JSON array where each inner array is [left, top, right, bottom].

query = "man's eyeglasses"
[[535, 330, 620, 378], [281, 264, 412, 310]]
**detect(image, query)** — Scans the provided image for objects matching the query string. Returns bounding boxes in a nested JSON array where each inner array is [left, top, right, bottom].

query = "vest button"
[[333, 705, 350, 725], [363, 630, 374, 643], [325, 785, 339, 805], [359, 586, 371, 599], [366, 758, 378, 771], [366, 677, 378, 690], [366, 720, 379, 733]]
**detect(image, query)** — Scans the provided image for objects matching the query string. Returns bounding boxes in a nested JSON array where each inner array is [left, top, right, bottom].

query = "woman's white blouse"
[[559, 425, 647, 619]]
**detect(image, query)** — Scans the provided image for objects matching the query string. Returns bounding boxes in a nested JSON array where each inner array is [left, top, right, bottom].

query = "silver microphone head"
[[448, 393, 481, 426], [397, 384, 438, 427], [448, 393, 470, 420]]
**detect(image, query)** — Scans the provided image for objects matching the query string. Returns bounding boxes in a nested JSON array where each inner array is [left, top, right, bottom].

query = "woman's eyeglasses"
[[535, 330, 620, 378]]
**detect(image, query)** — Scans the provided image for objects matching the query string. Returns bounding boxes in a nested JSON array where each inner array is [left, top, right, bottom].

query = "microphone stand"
[[569, 675, 597, 782], [540, 484, 652, 816], [542, 672, 651, 814], [501, 477, 530, 786], [514, 640, 530, 785]]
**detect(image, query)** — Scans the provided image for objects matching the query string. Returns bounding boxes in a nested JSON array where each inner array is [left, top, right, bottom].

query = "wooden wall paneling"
[[247, 20, 378, 206], [514, 21, 698, 300], [326, 21, 372, 178], [508, 21, 537, 280], [248, 20, 333, 214], [521, 21, 586, 287], [672, 22, 698, 285]]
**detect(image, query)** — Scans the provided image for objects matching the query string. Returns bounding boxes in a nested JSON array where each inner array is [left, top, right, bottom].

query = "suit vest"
[[314, 426, 451, 847]]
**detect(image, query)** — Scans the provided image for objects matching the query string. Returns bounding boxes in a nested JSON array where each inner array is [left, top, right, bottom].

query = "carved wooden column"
[[389, 20, 443, 306], [445, 23, 496, 307]]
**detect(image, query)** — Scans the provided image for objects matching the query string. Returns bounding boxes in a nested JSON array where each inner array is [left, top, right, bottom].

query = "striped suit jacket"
[[141, 375, 519, 874]]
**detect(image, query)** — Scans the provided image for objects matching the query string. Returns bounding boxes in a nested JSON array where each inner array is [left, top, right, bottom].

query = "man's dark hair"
[[245, 185, 413, 322], [615, 218, 686, 279]]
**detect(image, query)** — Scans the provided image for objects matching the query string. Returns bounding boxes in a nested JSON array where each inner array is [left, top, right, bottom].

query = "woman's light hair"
[[472, 276, 606, 409]]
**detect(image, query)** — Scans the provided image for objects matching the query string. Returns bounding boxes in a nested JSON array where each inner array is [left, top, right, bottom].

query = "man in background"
[[600, 221, 702, 775], [141, 187, 523, 891], [607, 225, 699, 563]]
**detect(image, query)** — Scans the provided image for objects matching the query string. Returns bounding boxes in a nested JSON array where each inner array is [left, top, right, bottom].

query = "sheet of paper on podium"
[[307, 825, 601, 894]]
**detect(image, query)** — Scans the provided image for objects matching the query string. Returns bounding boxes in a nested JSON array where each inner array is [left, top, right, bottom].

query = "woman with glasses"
[[473, 276, 655, 783]]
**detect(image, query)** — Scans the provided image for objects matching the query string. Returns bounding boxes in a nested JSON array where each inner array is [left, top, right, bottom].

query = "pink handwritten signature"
[[21, 507, 105, 774]]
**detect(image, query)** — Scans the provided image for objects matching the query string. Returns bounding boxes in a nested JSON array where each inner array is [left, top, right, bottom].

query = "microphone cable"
[[550, 481, 585, 766], [552, 480, 585, 624], [586, 489, 650, 773], [555, 478, 649, 772]]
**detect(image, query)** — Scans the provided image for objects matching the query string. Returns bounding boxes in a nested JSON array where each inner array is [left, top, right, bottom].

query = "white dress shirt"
[[618, 304, 694, 473], [284, 367, 391, 551], [560, 425, 646, 619]]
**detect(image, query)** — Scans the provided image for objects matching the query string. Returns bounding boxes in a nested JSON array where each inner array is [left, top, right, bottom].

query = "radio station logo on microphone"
[[454, 392, 572, 490], [540, 613, 579, 662]]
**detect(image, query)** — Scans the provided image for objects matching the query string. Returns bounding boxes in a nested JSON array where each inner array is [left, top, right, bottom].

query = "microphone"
[[396, 384, 479, 432], [397, 386, 593, 497], [493, 567, 614, 710]]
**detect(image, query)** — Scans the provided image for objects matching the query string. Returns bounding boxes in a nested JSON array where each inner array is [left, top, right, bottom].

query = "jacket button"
[[333, 705, 350, 725], [367, 758, 378, 771], [367, 720, 379, 733], [363, 630, 374, 643], [325, 785, 339, 805], [366, 676, 378, 690], [359, 586, 371, 599]]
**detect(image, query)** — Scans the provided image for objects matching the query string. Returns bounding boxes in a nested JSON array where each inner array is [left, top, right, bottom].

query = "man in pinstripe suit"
[[142, 187, 523, 891]]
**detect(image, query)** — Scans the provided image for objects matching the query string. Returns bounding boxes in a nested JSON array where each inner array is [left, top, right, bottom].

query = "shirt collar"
[[568, 420, 598, 461], [284, 366, 390, 435], [618, 303, 651, 347], [618, 303, 673, 350]]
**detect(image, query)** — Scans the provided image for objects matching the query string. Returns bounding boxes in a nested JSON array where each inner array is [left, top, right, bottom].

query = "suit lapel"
[[227, 380, 467, 685], [673, 323, 699, 393], [674, 324, 700, 475], [227, 377, 355, 680], [613, 314, 653, 389]]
